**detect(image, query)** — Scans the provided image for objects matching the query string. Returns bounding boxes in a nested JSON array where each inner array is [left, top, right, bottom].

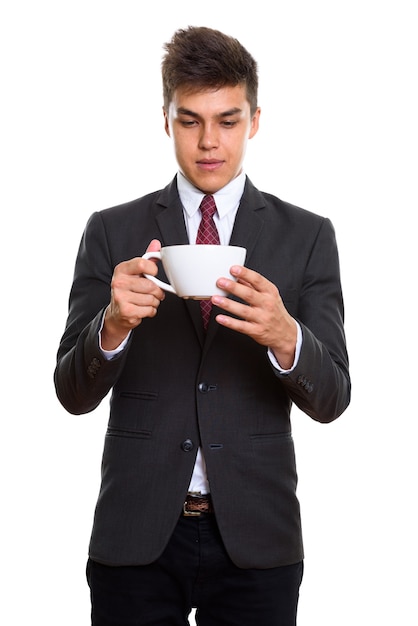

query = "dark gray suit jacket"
[[54, 176, 350, 568]]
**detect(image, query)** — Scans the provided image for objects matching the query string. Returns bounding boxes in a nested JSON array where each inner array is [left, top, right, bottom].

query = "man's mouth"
[[196, 159, 224, 171]]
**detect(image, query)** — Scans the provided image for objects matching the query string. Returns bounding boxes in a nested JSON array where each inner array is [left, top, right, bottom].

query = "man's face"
[[164, 84, 260, 194]]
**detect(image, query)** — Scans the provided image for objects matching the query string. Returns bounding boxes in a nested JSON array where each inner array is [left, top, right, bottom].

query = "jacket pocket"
[[119, 391, 159, 401], [250, 431, 293, 443], [108, 389, 159, 434], [106, 426, 152, 440]]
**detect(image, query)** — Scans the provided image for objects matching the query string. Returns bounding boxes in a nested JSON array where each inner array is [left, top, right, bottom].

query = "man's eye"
[[221, 120, 237, 127], [180, 120, 197, 127]]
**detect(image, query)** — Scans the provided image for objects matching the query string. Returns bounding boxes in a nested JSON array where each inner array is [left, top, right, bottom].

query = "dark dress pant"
[[87, 513, 303, 626]]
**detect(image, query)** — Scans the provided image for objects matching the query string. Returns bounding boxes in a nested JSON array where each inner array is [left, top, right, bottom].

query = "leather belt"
[[183, 493, 214, 516]]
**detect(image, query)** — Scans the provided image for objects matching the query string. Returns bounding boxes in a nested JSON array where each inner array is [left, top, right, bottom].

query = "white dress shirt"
[[100, 171, 302, 494]]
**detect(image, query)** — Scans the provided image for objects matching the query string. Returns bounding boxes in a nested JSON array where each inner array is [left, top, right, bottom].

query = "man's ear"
[[249, 107, 261, 139], [163, 107, 170, 137]]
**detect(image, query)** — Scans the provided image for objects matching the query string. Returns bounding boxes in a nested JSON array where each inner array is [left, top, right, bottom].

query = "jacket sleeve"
[[54, 212, 131, 415], [274, 217, 351, 423]]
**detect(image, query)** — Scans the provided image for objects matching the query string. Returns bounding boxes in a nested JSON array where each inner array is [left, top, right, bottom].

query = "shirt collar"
[[177, 171, 246, 219]]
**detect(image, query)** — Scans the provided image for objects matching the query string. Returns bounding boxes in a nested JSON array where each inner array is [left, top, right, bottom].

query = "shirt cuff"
[[267, 321, 302, 373], [98, 310, 131, 360]]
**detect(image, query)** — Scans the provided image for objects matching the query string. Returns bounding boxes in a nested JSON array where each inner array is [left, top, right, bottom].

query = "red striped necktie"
[[196, 195, 220, 329]]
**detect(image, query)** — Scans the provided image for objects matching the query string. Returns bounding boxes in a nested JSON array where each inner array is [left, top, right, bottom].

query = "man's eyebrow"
[[177, 107, 199, 117], [176, 107, 243, 118], [219, 107, 243, 117]]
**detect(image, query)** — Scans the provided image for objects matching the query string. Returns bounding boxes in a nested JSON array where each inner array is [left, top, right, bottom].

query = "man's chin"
[[186, 170, 234, 195]]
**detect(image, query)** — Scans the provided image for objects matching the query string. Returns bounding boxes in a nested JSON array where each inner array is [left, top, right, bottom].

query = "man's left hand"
[[212, 265, 297, 370]]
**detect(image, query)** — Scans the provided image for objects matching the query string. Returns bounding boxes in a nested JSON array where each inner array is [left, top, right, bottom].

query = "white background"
[[1, 1, 417, 624]]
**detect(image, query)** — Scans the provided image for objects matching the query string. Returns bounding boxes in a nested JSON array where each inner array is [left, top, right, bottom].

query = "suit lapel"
[[154, 180, 189, 246], [229, 181, 265, 257]]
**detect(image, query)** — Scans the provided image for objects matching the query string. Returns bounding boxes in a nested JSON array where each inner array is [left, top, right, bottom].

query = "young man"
[[55, 26, 350, 625]]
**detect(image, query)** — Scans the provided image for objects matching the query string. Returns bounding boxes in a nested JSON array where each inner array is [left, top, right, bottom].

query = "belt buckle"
[[183, 501, 201, 517], [183, 491, 203, 517]]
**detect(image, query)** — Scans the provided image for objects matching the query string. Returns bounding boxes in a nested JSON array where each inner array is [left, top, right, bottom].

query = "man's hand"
[[101, 239, 165, 350], [212, 265, 297, 370]]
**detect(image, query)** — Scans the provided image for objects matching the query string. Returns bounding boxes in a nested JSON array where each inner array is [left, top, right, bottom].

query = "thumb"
[[146, 239, 162, 254]]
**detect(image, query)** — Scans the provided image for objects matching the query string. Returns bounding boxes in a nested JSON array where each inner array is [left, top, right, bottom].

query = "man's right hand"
[[101, 239, 165, 350]]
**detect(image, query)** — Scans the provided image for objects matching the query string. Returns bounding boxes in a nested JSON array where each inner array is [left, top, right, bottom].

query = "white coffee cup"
[[142, 244, 247, 299]]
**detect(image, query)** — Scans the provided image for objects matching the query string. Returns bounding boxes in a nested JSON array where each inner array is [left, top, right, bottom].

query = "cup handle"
[[142, 251, 177, 294]]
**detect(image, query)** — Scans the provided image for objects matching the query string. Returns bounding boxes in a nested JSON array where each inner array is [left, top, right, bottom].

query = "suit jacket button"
[[198, 382, 209, 393], [181, 439, 194, 452]]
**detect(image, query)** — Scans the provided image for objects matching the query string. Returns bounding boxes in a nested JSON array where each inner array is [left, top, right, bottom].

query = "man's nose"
[[198, 123, 219, 150]]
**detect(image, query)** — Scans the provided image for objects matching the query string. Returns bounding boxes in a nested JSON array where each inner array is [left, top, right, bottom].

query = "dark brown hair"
[[162, 26, 258, 114]]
